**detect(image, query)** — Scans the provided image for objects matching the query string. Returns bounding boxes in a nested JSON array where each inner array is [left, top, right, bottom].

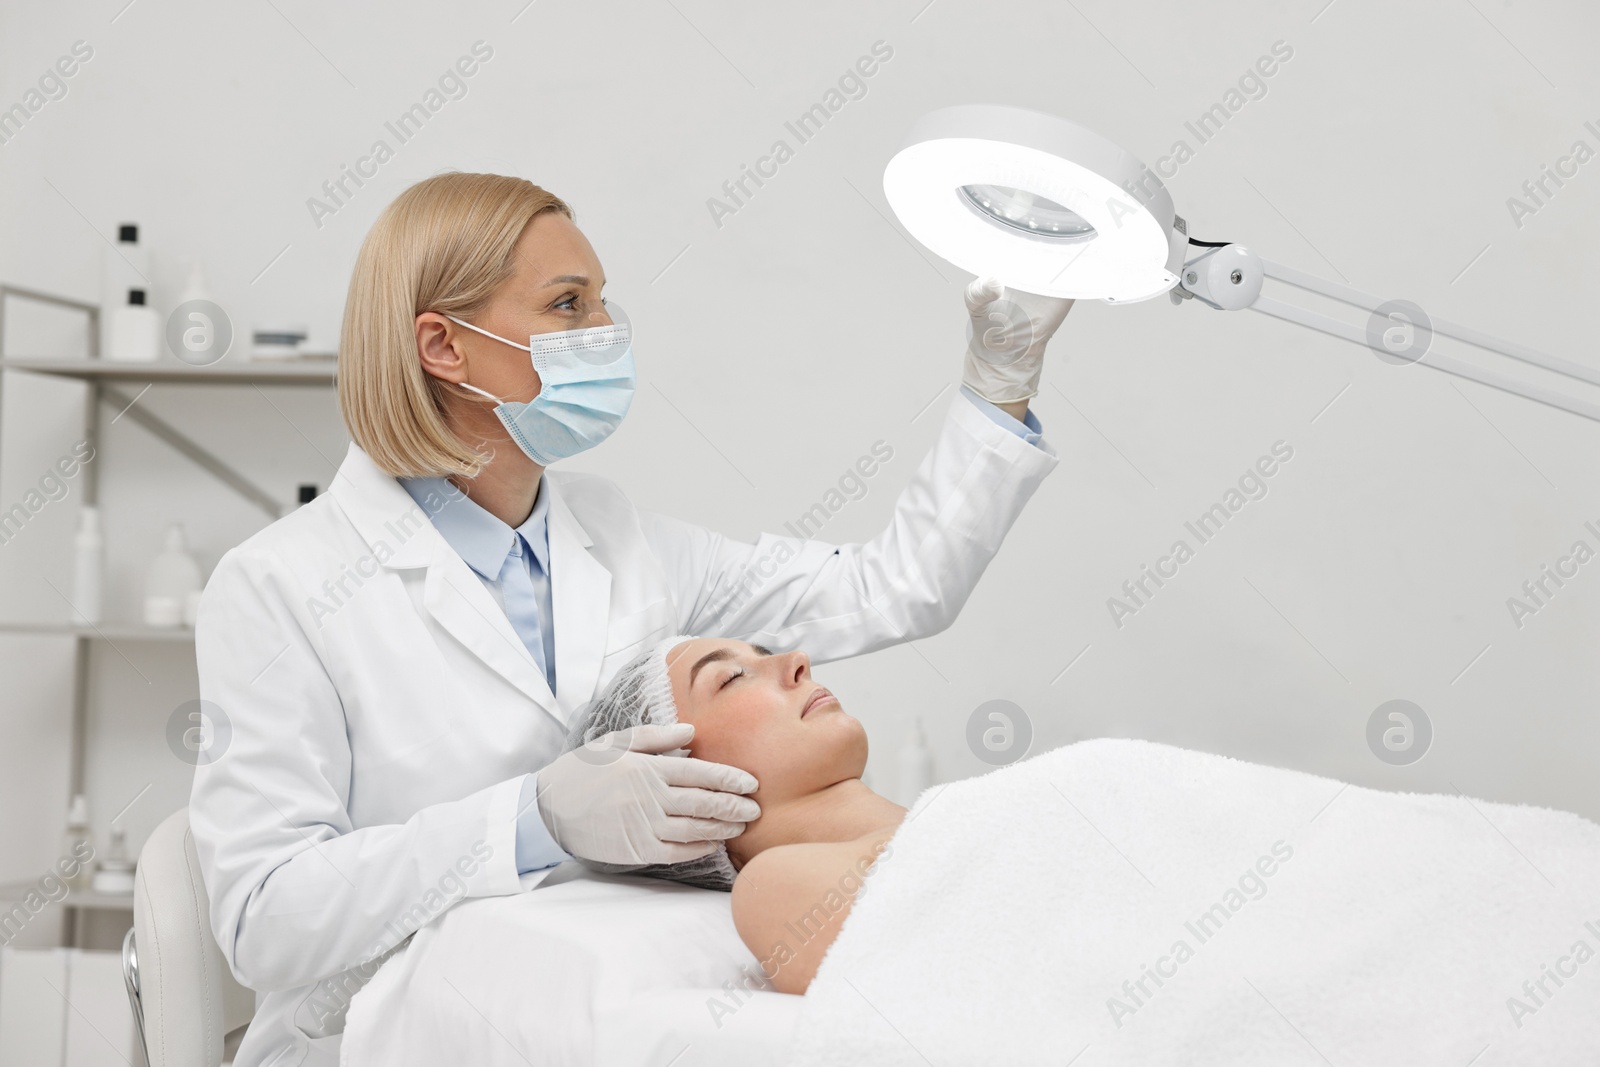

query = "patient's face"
[[665, 639, 867, 803]]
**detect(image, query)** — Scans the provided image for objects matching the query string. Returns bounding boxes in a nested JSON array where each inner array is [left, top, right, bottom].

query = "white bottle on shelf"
[[108, 288, 160, 362], [91, 825, 136, 895], [144, 524, 202, 627], [100, 223, 148, 358], [61, 794, 93, 892], [179, 258, 209, 304], [72, 505, 103, 624]]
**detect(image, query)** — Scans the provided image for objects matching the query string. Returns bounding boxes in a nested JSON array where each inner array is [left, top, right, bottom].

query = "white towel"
[[341, 865, 801, 1067], [787, 738, 1600, 1065]]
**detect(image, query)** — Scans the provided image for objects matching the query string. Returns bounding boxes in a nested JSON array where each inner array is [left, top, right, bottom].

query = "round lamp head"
[[883, 105, 1184, 302]]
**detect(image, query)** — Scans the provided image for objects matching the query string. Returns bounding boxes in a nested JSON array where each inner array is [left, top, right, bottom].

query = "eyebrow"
[[689, 643, 774, 688], [541, 274, 605, 288]]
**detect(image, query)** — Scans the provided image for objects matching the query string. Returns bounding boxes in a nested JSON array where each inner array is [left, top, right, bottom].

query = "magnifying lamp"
[[883, 104, 1600, 423]]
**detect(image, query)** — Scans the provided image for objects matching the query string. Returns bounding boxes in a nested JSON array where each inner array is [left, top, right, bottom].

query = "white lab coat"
[[189, 394, 1056, 1067]]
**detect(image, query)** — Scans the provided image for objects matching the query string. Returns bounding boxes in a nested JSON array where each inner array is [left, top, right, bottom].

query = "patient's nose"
[[783, 650, 810, 686]]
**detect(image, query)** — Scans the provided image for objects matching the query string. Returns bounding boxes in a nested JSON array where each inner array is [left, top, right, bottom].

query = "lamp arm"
[[1172, 240, 1600, 424]]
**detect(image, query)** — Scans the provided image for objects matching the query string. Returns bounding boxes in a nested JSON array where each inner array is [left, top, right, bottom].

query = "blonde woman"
[[189, 172, 1071, 1066]]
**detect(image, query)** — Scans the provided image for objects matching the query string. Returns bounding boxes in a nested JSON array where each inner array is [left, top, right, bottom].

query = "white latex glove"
[[536, 722, 760, 865], [962, 276, 1075, 405]]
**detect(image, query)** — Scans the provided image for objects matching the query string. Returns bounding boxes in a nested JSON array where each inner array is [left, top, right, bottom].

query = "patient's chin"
[[812, 708, 866, 743], [827, 718, 870, 775]]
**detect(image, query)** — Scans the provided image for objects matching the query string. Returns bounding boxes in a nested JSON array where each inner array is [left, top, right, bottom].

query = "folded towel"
[[788, 738, 1600, 1065]]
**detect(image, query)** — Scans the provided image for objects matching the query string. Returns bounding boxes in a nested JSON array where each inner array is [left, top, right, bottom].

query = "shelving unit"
[[1, 356, 337, 385], [0, 621, 197, 642], [0, 880, 141, 913], [0, 284, 336, 944]]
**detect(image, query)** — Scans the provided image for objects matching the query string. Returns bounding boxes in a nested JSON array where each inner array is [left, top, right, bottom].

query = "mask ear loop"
[[440, 313, 526, 406], [443, 314, 531, 352], [454, 380, 505, 405]]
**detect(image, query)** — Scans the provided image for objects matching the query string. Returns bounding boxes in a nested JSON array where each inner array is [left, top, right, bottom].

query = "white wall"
[[1, 0, 1596, 887]]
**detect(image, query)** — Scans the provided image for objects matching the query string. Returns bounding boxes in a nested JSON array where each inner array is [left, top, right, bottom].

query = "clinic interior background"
[[1, 0, 1597, 891]]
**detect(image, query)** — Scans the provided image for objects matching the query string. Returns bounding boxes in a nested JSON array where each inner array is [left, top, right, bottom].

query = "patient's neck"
[[726, 778, 905, 870]]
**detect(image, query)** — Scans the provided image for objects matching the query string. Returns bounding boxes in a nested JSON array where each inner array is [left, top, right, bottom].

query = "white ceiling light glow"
[[882, 105, 1186, 302]]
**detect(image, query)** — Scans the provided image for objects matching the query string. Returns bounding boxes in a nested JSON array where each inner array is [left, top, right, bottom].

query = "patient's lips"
[[801, 687, 837, 718]]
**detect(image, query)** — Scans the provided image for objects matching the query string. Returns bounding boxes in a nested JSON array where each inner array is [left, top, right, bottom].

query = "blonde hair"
[[338, 172, 572, 478]]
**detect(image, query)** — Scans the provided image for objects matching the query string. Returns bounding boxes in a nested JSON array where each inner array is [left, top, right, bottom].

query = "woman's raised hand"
[[961, 276, 1075, 405]]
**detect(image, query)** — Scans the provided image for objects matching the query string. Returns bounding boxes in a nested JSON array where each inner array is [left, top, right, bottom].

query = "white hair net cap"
[[564, 633, 741, 892], [568, 633, 693, 745]]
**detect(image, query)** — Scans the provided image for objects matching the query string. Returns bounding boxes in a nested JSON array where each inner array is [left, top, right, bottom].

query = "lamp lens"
[[958, 184, 1096, 242]]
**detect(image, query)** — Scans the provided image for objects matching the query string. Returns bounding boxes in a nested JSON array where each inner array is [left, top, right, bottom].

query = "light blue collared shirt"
[[401, 389, 1044, 874], [400, 473, 557, 691]]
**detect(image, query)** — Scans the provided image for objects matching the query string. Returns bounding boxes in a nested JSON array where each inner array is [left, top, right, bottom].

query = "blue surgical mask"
[[446, 302, 635, 466]]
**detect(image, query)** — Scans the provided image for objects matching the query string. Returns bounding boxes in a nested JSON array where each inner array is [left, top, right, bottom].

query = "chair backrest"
[[127, 809, 255, 1067]]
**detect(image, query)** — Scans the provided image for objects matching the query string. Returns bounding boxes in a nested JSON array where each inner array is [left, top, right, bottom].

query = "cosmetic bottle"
[[92, 825, 135, 896], [109, 288, 160, 362], [145, 523, 202, 627], [72, 505, 103, 624], [100, 223, 148, 358], [179, 259, 209, 305], [61, 795, 93, 892]]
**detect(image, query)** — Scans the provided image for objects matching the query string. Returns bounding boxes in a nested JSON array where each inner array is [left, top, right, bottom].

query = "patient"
[[565, 645, 1600, 1057], [567, 634, 906, 994]]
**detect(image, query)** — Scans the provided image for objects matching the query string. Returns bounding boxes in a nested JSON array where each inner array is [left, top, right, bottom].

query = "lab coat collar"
[[327, 444, 448, 570], [328, 444, 609, 720], [395, 472, 555, 580]]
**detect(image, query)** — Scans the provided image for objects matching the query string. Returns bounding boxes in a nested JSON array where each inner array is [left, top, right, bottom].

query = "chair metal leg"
[[122, 926, 152, 1067]]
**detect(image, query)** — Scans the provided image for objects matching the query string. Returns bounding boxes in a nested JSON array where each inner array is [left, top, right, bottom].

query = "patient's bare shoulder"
[[731, 832, 893, 995]]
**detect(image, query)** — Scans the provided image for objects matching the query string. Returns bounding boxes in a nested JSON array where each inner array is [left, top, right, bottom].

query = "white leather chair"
[[123, 809, 255, 1067]]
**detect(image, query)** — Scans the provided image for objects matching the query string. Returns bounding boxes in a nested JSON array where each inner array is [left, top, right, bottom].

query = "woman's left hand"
[[961, 276, 1075, 405]]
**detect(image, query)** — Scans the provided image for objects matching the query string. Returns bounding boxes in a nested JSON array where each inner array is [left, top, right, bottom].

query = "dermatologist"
[[189, 172, 1072, 1066]]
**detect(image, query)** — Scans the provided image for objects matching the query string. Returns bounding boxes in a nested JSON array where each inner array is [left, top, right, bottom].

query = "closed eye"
[[719, 667, 746, 690]]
